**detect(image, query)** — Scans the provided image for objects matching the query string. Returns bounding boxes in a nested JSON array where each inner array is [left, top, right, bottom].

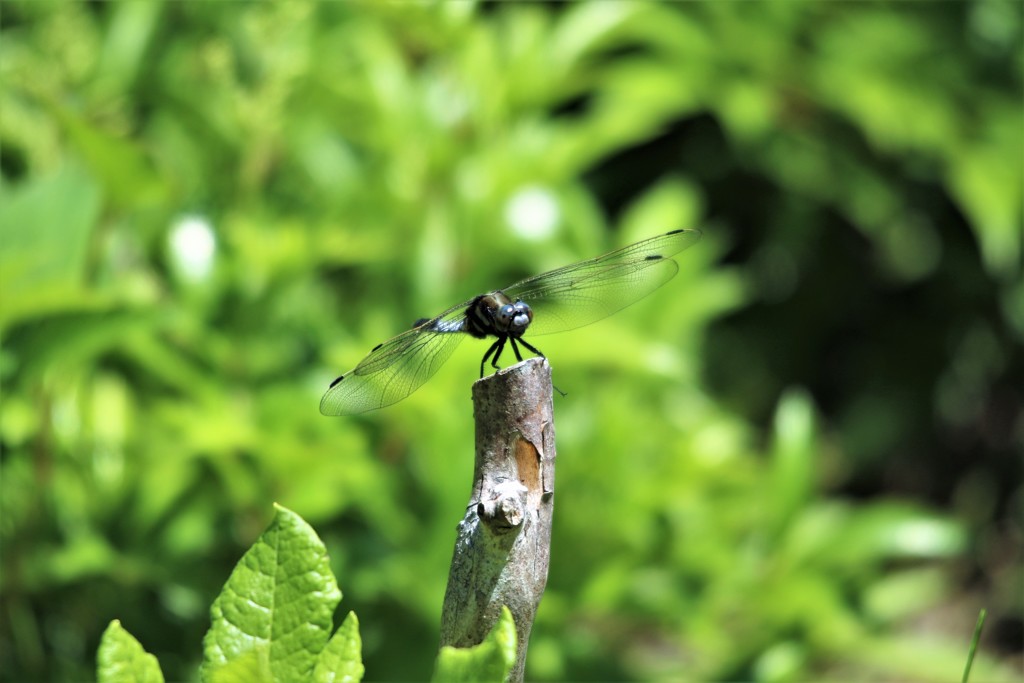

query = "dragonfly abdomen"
[[420, 317, 466, 334]]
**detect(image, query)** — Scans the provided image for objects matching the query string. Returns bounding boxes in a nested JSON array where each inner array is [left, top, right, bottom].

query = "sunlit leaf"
[[201, 505, 342, 683], [432, 606, 516, 683], [97, 620, 165, 683]]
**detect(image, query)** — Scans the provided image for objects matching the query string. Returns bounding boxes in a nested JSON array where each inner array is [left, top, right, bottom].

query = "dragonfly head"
[[495, 299, 533, 337]]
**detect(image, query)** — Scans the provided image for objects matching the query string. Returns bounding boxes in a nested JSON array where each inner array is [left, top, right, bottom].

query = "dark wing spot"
[[371, 342, 383, 352], [645, 254, 663, 261], [329, 375, 344, 388], [666, 228, 684, 235]]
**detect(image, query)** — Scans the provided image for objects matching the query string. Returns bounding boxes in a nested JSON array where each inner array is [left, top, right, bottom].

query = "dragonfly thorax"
[[466, 292, 533, 339]]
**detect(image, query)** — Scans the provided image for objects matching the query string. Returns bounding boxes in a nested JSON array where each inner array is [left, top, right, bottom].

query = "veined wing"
[[502, 229, 702, 336], [320, 230, 701, 414], [319, 301, 473, 416]]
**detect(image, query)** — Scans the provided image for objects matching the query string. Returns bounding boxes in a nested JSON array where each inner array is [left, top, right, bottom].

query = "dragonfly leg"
[[490, 337, 507, 370], [516, 337, 546, 360], [516, 336, 565, 395], [509, 337, 525, 362], [480, 337, 505, 377]]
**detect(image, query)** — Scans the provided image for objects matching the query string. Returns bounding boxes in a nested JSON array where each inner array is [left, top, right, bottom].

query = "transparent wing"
[[319, 302, 473, 416], [502, 229, 702, 336], [320, 229, 701, 414]]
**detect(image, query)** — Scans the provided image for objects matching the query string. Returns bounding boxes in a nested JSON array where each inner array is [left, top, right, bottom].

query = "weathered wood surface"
[[439, 357, 556, 683]]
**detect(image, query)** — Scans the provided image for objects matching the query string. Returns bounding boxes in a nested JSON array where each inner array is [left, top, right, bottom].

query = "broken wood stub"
[[439, 357, 556, 683]]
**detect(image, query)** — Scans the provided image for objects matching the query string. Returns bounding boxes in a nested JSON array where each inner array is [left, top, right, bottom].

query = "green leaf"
[[0, 162, 104, 328], [431, 606, 517, 683], [49, 103, 166, 209], [97, 1, 164, 92], [201, 504, 342, 683], [962, 609, 986, 683], [768, 388, 817, 535], [620, 175, 702, 240], [205, 651, 272, 683], [947, 110, 1023, 281], [97, 620, 165, 683], [313, 611, 364, 683]]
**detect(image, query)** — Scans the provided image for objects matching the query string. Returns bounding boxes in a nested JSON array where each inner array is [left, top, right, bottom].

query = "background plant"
[[1, 2, 1020, 681]]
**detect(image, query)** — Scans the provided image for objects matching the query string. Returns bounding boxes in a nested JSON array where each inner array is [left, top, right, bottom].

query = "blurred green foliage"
[[1, 1, 1020, 682]]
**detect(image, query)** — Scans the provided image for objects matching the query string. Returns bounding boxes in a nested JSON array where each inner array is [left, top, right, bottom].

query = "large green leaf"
[[201, 504, 342, 683]]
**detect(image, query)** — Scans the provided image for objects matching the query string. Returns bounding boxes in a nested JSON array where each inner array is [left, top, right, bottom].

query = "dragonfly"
[[320, 229, 702, 415]]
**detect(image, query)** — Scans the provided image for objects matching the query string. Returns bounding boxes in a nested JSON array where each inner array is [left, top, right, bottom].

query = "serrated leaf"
[[432, 606, 517, 683], [313, 611, 364, 683], [97, 620, 165, 683], [201, 504, 342, 683]]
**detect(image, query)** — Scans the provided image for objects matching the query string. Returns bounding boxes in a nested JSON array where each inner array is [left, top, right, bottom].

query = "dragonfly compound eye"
[[496, 303, 515, 325], [493, 302, 532, 335], [509, 301, 533, 334]]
